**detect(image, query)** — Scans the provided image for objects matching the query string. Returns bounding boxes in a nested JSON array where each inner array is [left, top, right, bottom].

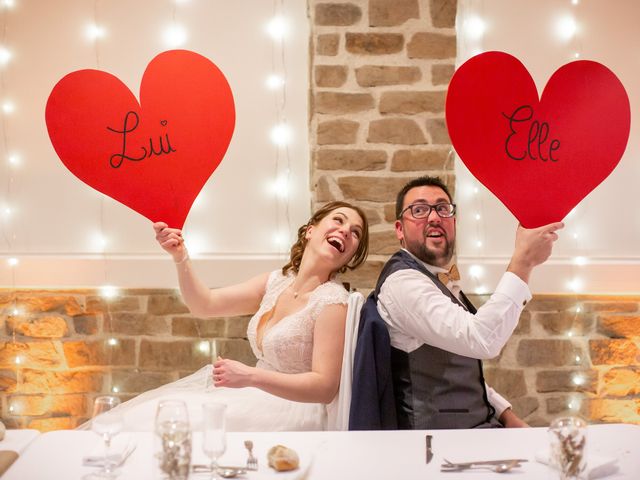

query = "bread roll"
[[267, 444, 299, 472]]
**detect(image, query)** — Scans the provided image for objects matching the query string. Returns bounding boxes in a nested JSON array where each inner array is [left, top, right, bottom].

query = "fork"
[[244, 440, 258, 471]]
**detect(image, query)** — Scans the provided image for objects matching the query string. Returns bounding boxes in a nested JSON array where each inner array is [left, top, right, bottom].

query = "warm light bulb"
[[272, 231, 288, 248], [163, 24, 188, 47], [198, 341, 211, 354], [8, 153, 20, 166], [475, 240, 483, 248], [86, 23, 106, 40], [574, 52, 580, 59], [100, 285, 119, 299], [7, 257, 18, 266], [2, 206, 11, 218], [266, 74, 285, 89], [2, 101, 14, 114], [91, 233, 108, 251], [0, 46, 11, 65], [266, 16, 288, 40], [473, 186, 479, 194], [572, 374, 584, 386], [575, 355, 581, 363], [573, 256, 587, 266], [271, 175, 290, 199], [107, 338, 119, 346], [14, 355, 22, 365], [463, 16, 486, 41], [1, 0, 15, 8], [556, 15, 578, 40], [469, 265, 484, 278], [571, 0, 579, 5], [567, 278, 583, 293], [270, 123, 291, 146], [474, 213, 481, 221], [112, 386, 119, 393]]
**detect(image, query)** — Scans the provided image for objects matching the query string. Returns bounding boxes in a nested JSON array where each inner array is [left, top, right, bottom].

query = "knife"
[[426, 434, 433, 464]]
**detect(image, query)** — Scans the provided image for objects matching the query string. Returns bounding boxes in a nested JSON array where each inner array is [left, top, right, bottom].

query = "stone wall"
[[309, 0, 457, 291], [0, 289, 255, 431], [478, 294, 640, 426]]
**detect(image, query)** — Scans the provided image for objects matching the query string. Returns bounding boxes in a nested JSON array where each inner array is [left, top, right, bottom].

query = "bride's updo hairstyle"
[[282, 201, 369, 276]]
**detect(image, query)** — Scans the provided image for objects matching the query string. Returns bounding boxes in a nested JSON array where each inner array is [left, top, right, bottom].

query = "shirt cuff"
[[495, 271, 532, 307], [488, 389, 512, 419]]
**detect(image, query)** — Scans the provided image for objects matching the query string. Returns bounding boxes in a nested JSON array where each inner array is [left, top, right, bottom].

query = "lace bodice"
[[247, 270, 349, 374]]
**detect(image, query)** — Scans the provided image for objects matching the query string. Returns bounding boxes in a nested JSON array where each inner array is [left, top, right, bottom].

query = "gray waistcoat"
[[377, 250, 502, 429]]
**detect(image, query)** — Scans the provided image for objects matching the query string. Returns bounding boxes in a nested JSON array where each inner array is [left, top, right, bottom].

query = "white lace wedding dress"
[[112, 270, 349, 432]]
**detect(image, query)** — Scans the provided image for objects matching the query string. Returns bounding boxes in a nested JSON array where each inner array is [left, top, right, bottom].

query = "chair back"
[[326, 291, 365, 430]]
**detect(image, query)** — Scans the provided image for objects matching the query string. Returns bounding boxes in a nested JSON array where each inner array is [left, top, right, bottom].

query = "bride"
[[112, 201, 369, 432]]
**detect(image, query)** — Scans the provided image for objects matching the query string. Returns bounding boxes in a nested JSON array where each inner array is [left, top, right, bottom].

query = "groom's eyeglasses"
[[398, 203, 456, 220]]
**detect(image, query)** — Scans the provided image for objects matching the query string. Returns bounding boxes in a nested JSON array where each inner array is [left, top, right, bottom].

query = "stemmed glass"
[[202, 402, 227, 478], [85, 395, 123, 479], [155, 399, 192, 479]]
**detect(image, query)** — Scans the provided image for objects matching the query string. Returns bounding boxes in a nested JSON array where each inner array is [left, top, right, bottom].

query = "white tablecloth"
[[4, 424, 639, 479], [0, 429, 40, 454]]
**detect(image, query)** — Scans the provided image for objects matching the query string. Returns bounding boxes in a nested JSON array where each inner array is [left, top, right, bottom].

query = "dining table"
[[0, 429, 40, 455], [2, 423, 639, 479]]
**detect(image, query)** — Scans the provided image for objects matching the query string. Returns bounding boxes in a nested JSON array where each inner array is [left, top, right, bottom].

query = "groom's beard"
[[405, 233, 454, 267]]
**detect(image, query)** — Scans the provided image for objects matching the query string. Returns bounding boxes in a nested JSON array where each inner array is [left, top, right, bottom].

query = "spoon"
[[217, 467, 246, 478]]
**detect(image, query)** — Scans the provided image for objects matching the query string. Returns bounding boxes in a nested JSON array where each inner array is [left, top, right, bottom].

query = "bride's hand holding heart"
[[153, 222, 187, 263]]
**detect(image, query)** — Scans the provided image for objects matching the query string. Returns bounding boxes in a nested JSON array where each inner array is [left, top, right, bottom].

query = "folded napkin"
[[82, 434, 136, 467], [535, 449, 618, 479], [0, 451, 19, 476]]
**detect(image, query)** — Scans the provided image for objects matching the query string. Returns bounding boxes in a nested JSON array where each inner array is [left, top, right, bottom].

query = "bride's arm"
[[213, 303, 347, 403], [154, 221, 268, 317]]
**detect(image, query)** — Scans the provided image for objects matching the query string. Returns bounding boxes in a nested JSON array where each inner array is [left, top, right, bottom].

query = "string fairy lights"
[[266, 0, 293, 252], [0, 0, 24, 401]]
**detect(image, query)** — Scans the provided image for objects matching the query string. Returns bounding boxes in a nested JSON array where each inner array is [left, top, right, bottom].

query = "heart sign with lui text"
[[46, 49, 235, 229], [446, 51, 630, 228]]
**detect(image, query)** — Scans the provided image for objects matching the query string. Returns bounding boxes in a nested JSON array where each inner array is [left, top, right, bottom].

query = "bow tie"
[[437, 264, 460, 285]]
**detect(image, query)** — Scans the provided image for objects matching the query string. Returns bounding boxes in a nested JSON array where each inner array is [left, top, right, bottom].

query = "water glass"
[[202, 402, 227, 478], [548, 416, 587, 479], [155, 399, 192, 479], [85, 395, 123, 479]]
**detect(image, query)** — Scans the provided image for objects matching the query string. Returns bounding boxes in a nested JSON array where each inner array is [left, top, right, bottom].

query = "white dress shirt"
[[377, 249, 532, 418]]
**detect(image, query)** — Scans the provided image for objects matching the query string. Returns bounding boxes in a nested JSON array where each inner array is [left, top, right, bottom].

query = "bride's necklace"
[[290, 280, 322, 299]]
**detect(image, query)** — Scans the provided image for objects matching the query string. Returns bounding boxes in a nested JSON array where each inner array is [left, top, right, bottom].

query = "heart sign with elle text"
[[446, 51, 630, 228], [46, 49, 235, 229]]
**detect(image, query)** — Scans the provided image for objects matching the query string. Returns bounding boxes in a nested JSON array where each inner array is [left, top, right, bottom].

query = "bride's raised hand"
[[213, 357, 255, 388], [153, 221, 187, 263]]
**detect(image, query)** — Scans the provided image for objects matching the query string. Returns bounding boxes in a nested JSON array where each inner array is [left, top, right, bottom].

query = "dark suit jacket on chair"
[[349, 292, 397, 430]]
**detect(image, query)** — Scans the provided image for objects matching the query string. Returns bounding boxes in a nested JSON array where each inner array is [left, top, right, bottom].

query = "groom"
[[351, 175, 563, 429]]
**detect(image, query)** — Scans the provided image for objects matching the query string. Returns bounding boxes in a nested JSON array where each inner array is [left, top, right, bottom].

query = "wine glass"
[[85, 395, 123, 479], [202, 402, 227, 478], [155, 399, 192, 479]]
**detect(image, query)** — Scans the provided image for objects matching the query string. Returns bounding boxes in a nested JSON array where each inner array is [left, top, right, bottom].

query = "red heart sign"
[[46, 49, 235, 229], [446, 51, 630, 228]]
